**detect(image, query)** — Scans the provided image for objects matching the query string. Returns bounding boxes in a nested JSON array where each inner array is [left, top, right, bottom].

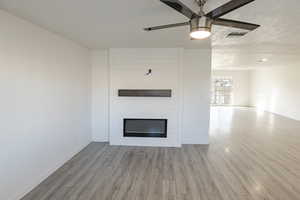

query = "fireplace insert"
[[123, 118, 167, 138]]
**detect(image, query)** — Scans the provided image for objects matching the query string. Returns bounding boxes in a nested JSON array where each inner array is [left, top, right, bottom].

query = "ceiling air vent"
[[226, 32, 248, 38]]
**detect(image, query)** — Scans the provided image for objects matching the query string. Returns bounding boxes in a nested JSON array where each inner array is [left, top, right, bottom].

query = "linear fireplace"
[[123, 119, 167, 138]]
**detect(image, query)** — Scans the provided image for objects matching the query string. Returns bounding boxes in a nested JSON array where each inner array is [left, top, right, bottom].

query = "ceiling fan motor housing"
[[190, 17, 212, 32]]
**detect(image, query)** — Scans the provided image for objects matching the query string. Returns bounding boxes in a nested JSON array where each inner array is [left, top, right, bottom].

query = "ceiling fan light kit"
[[144, 0, 260, 40], [189, 17, 212, 39]]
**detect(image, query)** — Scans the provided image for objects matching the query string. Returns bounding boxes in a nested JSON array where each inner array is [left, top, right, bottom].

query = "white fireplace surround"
[[92, 48, 211, 147]]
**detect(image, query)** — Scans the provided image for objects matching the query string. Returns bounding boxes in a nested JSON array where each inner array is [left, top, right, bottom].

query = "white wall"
[[109, 48, 182, 147], [182, 50, 211, 144], [0, 10, 91, 200], [250, 66, 300, 121], [212, 70, 250, 106], [91, 50, 109, 141], [91, 48, 211, 145]]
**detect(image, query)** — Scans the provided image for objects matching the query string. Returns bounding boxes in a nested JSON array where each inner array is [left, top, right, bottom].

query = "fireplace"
[[123, 119, 167, 138]]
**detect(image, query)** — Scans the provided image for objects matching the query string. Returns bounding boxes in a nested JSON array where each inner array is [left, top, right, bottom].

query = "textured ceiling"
[[209, 0, 300, 69], [0, 0, 299, 69]]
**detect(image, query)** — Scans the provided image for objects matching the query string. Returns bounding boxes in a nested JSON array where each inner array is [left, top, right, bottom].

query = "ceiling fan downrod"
[[196, 0, 207, 16]]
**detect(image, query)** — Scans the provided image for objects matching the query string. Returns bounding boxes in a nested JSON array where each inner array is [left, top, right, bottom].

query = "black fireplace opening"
[[123, 119, 167, 138]]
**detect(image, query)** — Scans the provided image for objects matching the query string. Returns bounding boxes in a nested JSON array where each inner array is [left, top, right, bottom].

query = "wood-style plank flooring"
[[22, 107, 300, 200]]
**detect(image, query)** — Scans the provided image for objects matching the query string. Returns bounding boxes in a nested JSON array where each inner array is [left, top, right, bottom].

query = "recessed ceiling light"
[[259, 58, 268, 62], [225, 147, 230, 153]]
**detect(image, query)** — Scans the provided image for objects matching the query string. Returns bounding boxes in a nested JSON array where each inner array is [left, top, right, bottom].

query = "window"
[[211, 77, 233, 105]]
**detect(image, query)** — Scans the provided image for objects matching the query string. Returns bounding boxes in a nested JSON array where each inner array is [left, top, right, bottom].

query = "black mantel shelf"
[[118, 89, 172, 97]]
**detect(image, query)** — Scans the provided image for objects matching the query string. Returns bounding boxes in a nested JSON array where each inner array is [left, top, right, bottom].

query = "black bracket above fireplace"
[[123, 119, 167, 138], [118, 89, 172, 97]]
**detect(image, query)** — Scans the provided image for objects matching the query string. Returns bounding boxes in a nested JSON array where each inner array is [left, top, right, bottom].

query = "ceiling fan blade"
[[160, 0, 198, 19], [213, 18, 260, 31], [144, 22, 190, 31], [206, 0, 255, 19]]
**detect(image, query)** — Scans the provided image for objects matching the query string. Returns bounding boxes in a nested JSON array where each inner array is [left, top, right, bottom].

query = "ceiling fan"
[[144, 0, 260, 39]]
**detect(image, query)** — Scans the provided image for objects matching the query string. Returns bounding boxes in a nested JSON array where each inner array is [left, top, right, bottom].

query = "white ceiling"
[[210, 0, 300, 69], [0, 0, 299, 69]]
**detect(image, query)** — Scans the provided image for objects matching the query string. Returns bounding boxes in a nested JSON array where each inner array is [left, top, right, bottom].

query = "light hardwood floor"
[[22, 107, 300, 200]]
